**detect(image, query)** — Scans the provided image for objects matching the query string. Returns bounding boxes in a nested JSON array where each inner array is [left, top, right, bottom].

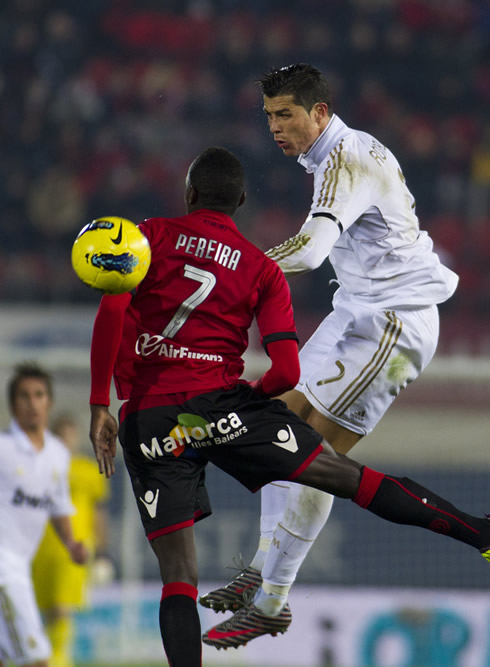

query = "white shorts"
[[298, 299, 439, 435], [0, 570, 51, 666]]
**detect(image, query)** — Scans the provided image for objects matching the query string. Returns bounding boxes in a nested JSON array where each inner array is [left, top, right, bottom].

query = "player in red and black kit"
[[89, 147, 489, 667]]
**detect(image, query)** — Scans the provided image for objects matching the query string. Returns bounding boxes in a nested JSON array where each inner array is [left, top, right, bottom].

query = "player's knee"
[[296, 448, 360, 499], [282, 484, 334, 539], [286, 482, 333, 516], [281, 389, 312, 420]]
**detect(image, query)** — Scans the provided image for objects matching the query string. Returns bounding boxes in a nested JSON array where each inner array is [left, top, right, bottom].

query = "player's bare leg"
[[151, 527, 202, 667], [296, 446, 490, 555]]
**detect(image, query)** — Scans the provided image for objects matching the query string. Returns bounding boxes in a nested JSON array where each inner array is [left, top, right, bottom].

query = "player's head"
[[185, 147, 246, 216], [258, 63, 332, 156], [8, 362, 54, 432], [52, 413, 81, 453]]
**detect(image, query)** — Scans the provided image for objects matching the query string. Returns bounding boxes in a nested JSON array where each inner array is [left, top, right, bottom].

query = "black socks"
[[160, 582, 202, 667], [354, 467, 489, 551]]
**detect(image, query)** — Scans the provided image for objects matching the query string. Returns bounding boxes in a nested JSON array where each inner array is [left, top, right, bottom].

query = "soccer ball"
[[71, 217, 151, 294]]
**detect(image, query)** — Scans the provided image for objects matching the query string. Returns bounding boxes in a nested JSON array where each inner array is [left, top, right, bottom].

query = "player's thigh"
[[307, 409, 362, 454], [0, 576, 50, 665], [278, 388, 313, 421], [302, 305, 439, 436], [195, 386, 324, 490]]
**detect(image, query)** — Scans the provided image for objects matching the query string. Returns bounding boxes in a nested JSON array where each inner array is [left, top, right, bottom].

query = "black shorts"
[[118, 384, 323, 539]]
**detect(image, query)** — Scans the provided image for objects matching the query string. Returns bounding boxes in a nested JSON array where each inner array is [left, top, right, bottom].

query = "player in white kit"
[[201, 63, 459, 648], [0, 363, 87, 667]]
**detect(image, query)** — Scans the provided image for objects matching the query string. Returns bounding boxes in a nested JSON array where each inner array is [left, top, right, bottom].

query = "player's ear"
[[185, 184, 199, 208], [238, 191, 246, 208], [312, 102, 329, 124]]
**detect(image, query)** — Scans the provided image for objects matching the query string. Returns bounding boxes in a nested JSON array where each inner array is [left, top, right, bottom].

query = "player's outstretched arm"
[[266, 215, 341, 276], [90, 405, 118, 478], [89, 293, 131, 477], [51, 515, 89, 564]]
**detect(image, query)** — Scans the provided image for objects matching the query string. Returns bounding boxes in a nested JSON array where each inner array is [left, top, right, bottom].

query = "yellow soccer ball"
[[71, 217, 151, 294]]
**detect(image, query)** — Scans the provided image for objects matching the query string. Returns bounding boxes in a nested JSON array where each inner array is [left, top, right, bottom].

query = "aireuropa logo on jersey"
[[140, 412, 247, 460], [135, 333, 223, 362]]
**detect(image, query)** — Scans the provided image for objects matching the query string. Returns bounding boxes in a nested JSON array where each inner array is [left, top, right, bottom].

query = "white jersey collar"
[[298, 114, 350, 173], [9, 418, 45, 453]]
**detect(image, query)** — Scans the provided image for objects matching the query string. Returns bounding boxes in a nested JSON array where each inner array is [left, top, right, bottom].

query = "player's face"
[[263, 94, 326, 156], [12, 377, 52, 433]]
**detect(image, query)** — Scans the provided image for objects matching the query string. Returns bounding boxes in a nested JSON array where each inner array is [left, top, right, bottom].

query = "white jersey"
[[0, 419, 73, 578], [267, 114, 458, 309]]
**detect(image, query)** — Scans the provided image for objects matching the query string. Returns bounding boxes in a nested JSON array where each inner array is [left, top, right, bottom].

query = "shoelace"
[[242, 587, 257, 607], [225, 552, 247, 575]]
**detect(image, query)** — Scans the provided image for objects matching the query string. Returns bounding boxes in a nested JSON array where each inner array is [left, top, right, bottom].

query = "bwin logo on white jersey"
[[272, 425, 298, 453], [139, 489, 160, 518]]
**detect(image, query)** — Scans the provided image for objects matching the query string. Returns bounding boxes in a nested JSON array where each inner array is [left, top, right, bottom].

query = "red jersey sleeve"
[[255, 259, 298, 349], [90, 292, 132, 405], [250, 338, 300, 397], [251, 260, 300, 397]]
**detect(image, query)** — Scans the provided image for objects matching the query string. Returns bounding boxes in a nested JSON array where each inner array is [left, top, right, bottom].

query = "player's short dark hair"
[[258, 63, 333, 114], [8, 361, 54, 406], [187, 147, 245, 212]]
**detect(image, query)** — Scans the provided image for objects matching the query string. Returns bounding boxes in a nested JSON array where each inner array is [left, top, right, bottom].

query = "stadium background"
[[1, 0, 489, 665]]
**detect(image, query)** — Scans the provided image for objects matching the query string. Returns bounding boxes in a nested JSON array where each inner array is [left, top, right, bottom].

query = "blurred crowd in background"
[[1, 0, 490, 350]]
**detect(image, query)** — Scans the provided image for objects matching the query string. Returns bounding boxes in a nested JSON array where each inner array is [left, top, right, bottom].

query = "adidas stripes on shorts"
[[298, 299, 439, 435]]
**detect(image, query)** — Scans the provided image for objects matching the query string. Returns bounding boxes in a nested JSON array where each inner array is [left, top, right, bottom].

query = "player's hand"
[[69, 540, 89, 565], [90, 405, 118, 478]]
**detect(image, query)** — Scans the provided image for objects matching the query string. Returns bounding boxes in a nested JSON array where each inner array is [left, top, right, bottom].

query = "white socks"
[[249, 537, 271, 572], [252, 483, 334, 615], [260, 482, 291, 537], [253, 581, 289, 616], [250, 481, 291, 572]]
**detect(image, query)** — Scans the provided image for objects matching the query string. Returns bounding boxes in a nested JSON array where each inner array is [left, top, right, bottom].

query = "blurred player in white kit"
[[0, 362, 87, 667]]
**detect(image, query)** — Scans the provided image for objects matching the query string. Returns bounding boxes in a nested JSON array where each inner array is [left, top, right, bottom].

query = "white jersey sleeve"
[[266, 214, 341, 275], [265, 138, 382, 276]]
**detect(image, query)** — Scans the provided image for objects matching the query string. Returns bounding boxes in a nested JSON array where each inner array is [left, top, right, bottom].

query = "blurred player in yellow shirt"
[[32, 414, 111, 667]]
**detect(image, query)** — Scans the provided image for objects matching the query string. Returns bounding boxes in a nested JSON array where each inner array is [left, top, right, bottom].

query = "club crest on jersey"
[[140, 412, 248, 460]]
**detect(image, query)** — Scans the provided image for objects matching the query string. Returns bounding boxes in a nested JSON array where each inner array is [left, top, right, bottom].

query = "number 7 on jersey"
[[161, 264, 216, 339]]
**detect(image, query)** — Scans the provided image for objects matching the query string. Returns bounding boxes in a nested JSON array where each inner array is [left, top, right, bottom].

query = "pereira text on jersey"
[[175, 233, 241, 271]]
